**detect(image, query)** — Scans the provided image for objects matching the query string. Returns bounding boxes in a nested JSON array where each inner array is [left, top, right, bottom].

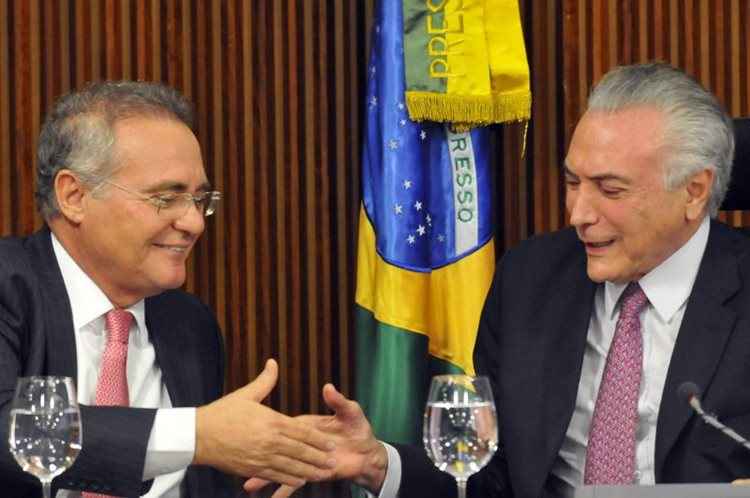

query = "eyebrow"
[[143, 180, 213, 193], [562, 165, 631, 184]]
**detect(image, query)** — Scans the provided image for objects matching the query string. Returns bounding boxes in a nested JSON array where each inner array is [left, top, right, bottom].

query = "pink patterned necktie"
[[83, 309, 132, 498], [584, 282, 648, 485]]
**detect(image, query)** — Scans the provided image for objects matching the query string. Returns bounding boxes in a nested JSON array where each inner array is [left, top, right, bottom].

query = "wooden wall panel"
[[2, 1, 749, 496], [499, 0, 566, 248], [0, 1, 373, 496]]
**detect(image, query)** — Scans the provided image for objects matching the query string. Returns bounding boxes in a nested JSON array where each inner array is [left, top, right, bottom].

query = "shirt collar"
[[604, 216, 710, 322], [51, 232, 146, 334]]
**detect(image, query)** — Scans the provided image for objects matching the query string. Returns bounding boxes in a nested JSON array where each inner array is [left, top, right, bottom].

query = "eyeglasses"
[[101, 180, 222, 218]]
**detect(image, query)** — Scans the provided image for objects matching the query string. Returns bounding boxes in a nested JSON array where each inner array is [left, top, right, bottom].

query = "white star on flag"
[[407, 234, 416, 244], [369, 96, 378, 108], [403, 180, 412, 189], [419, 130, 427, 140], [426, 214, 432, 225], [414, 200, 423, 211], [388, 139, 399, 150], [437, 234, 445, 242], [417, 225, 426, 236], [399, 119, 407, 127], [394, 204, 403, 214], [397, 102, 405, 110]]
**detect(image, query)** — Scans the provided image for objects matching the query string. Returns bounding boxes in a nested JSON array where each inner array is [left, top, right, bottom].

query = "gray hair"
[[587, 62, 734, 217], [36, 81, 195, 219]]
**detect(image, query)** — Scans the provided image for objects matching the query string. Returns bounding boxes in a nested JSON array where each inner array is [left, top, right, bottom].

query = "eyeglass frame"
[[98, 180, 222, 217]]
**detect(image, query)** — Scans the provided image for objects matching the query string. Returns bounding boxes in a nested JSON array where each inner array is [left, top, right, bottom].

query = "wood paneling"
[[0, 1, 374, 496], [2, 1, 749, 496]]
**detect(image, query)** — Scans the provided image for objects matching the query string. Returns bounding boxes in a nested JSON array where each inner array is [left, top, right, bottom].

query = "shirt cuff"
[[142, 407, 196, 480], [369, 442, 401, 498]]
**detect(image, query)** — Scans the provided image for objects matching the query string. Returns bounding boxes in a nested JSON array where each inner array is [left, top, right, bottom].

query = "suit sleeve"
[[392, 261, 513, 498], [471, 265, 513, 497], [56, 405, 157, 496], [181, 298, 240, 498], [0, 267, 40, 496]]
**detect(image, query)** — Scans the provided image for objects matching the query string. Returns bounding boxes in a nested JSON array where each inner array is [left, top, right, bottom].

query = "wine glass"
[[423, 375, 498, 498], [8, 376, 82, 498]]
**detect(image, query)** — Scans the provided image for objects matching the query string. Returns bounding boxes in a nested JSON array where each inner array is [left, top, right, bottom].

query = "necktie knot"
[[620, 282, 648, 319], [105, 309, 133, 344]]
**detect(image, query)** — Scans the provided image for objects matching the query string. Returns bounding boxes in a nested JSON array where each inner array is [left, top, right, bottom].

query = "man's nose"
[[567, 187, 598, 228], [174, 201, 206, 236]]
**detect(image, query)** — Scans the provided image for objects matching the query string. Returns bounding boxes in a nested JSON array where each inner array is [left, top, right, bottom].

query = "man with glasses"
[[0, 82, 335, 497]]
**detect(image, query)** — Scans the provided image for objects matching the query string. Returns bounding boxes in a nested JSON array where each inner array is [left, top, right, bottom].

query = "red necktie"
[[83, 309, 132, 498], [584, 282, 648, 485]]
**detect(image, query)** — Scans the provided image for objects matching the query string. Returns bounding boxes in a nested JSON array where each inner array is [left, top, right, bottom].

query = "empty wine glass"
[[8, 376, 82, 498], [423, 375, 498, 498]]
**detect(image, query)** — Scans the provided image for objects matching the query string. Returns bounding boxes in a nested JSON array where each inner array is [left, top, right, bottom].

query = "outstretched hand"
[[243, 384, 387, 497], [194, 359, 336, 487]]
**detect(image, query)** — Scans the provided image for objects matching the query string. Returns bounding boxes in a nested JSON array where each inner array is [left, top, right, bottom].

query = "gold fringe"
[[405, 90, 531, 130]]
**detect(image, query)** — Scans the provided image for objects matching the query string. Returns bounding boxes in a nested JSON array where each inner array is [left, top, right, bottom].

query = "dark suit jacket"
[[0, 228, 235, 497], [397, 220, 750, 498]]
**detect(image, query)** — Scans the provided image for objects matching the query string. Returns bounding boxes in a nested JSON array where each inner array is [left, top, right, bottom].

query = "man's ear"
[[685, 168, 715, 221], [54, 169, 88, 224]]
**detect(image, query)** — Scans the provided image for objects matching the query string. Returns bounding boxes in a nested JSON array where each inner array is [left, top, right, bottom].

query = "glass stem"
[[456, 477, 467, 498], [41, 479, 52, 498]]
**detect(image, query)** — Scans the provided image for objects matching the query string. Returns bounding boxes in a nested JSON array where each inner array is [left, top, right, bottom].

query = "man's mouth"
[[153, 243, 189, 253], [586, 240, 614, 248]]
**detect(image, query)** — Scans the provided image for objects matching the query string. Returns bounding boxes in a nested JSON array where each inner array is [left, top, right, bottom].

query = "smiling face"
[[564, 107, 706, 284], [61, 116, 209, 306]]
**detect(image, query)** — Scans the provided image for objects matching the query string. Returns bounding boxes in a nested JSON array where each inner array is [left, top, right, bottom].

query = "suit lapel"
[[543, 248, 597, 466], [655, 222, 742, 479], [514, 242, 596, 498], [145, 296, 196, 407], [26, 227, 78, 380]]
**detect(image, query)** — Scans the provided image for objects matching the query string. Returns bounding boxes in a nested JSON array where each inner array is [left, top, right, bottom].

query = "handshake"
[[193, 359, 387, 497]]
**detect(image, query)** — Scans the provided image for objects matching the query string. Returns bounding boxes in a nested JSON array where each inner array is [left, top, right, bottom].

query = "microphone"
[[678, 381, 750, 452]]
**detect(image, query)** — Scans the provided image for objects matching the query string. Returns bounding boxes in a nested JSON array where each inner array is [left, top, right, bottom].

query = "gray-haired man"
[[250, 63, 750, 498], [0, 81, 335, 497]]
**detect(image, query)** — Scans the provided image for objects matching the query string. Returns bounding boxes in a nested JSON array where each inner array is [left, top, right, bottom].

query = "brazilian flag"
[[354, 0, 498, 446]]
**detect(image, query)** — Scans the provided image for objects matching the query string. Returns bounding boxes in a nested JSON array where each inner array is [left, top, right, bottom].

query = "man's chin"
[[586, 265, 639, 285], [152, 272, 187, 292], [586, 260, 616, 283]]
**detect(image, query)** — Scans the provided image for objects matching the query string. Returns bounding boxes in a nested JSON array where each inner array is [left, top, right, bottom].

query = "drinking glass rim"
[[430, 374, 491, 386], [16, 375, 76, 384], [431, 374, 489, 380]]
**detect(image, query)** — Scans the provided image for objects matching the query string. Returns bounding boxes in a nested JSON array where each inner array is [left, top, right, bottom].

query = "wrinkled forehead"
[[109, 116, 208, 190]]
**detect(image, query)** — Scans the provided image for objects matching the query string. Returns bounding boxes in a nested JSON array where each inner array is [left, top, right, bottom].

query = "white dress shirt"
[[377, 216, 710, 497], [552, 215, 709, 490], [52, 234, 196, 498]]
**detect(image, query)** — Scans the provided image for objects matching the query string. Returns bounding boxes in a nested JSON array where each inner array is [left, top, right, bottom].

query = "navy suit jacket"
[[0, 228, 236, 497], [397, 220, 750, 498]]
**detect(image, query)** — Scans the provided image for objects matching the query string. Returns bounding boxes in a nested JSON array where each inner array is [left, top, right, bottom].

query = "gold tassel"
[[406, 90, 531, 130]]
